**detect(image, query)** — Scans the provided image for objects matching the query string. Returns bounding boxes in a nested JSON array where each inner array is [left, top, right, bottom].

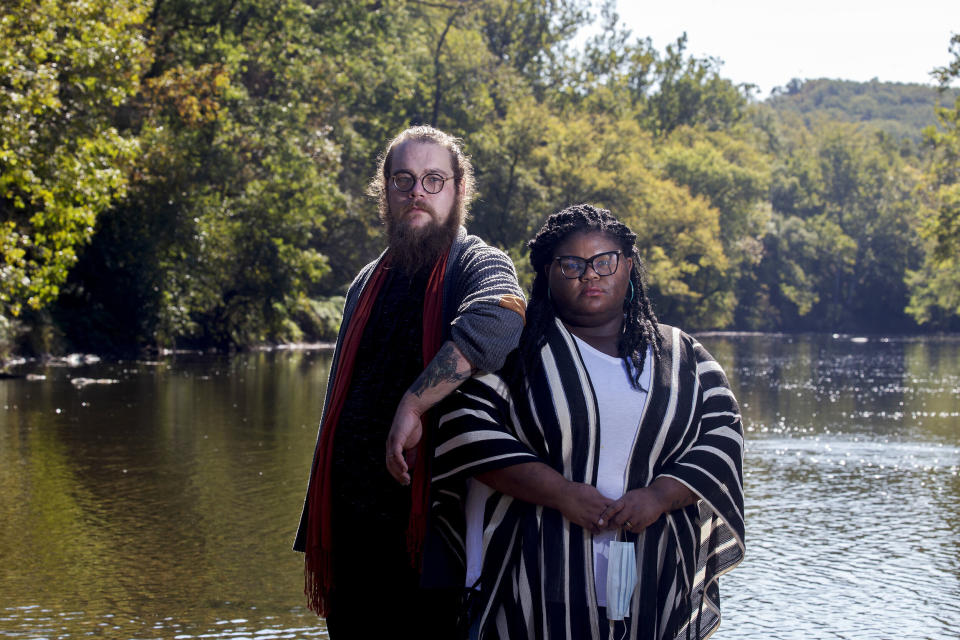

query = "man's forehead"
[[390, 141, 454, 172]]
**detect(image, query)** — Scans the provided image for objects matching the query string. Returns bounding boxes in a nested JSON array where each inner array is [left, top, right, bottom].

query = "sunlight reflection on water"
[[1, 336, 958, 639], [724, 434, 960, 639], [0, 604, 328, 639], [714, 334, 960, 640]]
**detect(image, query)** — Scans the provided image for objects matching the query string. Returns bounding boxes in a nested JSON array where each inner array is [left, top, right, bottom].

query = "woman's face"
[[546, 231, 633, 329]]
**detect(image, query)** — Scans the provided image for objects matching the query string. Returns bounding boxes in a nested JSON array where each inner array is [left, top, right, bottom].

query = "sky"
[[611, 0, 959, 98]]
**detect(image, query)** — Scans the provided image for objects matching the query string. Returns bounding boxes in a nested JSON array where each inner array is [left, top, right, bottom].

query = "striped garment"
[[431, 319, 745, 640]]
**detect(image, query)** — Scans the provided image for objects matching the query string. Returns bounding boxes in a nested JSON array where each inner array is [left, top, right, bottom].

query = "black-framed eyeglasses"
[[553, 250, 622, 279], [390, 171, 451, 194]]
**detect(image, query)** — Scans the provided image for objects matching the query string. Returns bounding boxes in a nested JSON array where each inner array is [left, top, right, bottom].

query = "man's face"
[[386, 141, 459, 231]]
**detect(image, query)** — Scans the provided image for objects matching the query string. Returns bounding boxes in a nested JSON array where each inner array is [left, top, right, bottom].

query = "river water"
[[1, 334, 958, 639]]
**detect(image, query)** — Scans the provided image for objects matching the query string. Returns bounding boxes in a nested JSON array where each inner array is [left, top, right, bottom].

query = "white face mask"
[[605, 540, 637, 621]]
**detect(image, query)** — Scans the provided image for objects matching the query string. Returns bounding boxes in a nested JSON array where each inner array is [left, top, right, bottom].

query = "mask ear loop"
[[605, 603, 630, 640], [618, 529, 628, 640]]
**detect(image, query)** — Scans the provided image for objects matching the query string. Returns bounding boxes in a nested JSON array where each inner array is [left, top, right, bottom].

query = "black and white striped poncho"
[[430, 319, 745, 640]]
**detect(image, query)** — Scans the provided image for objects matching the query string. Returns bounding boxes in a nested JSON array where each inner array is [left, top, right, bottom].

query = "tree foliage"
[[0, 0, 150, 318], [2, 2, 958, 356], [59, 0, 356, 350], [907, 33, 960, 326]]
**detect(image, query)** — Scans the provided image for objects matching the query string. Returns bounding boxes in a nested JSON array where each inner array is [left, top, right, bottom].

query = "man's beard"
[[386, 201, 461, 275]]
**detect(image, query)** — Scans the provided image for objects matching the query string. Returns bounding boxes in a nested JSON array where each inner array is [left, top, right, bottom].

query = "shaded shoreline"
[[5, 331, 960, 373], [0, 341, 337, 374]]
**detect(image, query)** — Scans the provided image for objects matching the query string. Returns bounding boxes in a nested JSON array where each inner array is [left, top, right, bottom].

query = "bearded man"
[[293, 126, 526, 639]]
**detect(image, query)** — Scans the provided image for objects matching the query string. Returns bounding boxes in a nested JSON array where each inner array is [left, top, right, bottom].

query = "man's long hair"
[[523, 203, 661, 389], [368, 125, 476, 227]]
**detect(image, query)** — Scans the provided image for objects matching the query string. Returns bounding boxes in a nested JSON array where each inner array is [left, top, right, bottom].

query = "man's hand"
[[386, 396, 423, 485], [384, 340, 476, 485]]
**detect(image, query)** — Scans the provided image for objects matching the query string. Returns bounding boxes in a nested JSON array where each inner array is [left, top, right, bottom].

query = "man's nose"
[[408, 176, 427, 196]]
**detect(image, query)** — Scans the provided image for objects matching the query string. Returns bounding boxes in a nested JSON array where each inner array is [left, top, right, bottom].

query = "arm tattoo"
[[411, 342, 471, 397]]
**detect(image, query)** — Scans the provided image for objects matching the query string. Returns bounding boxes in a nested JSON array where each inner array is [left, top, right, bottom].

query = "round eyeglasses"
[[553, 250, 622, 279], [390, 171, 451, 194]]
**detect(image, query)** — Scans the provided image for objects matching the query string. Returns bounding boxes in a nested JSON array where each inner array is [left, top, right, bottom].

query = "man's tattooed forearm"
[[411, 342, 471, 397]]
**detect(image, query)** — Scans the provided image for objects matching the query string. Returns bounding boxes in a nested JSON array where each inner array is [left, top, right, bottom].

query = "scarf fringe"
[[305, 550, 332, 617]]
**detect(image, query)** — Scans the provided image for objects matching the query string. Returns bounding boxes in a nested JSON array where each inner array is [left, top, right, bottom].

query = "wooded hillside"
[[766, 77, 959, 142]]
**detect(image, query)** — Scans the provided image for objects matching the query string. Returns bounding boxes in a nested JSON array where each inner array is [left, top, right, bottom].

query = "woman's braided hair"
[[522, 203, 661, 389]]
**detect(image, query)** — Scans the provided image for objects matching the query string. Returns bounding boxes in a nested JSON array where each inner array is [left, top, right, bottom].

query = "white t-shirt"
[[575, 337, 651, 607], [463, 338, 652, 606], [464, 477, 493, 587]]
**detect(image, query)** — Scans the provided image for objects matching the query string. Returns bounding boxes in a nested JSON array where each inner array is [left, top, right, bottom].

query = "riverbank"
[[8, 330, 960, 373], [0, 341, 338, 374]]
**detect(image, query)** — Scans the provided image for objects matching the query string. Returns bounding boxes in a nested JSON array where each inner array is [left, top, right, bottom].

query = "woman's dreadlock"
[[521, 204, 661, 389]]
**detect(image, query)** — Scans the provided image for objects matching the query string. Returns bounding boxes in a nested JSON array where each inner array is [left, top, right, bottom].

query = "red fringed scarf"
[[304, 250, 449, 617]]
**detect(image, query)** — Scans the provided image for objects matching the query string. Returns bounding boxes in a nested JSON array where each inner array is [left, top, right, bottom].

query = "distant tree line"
[[1, 0, 959, 360], [768, 77, 960, 144]]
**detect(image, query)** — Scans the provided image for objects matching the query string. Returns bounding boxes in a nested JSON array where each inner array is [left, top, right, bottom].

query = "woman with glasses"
[[430, 204, 745, 640]]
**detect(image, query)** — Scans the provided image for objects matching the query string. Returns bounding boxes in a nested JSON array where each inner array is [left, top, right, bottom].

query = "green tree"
[[58, 0, 351, 351], [527, 114, 732, 328], [907, 34, 960, 326], [641, 34, 747, 136], [0, 0, 150, 319], [746, 211, 856, 330], [468, 95, 555, 253], [760, 116, 923, 331], [658, 124, 771, 325]]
